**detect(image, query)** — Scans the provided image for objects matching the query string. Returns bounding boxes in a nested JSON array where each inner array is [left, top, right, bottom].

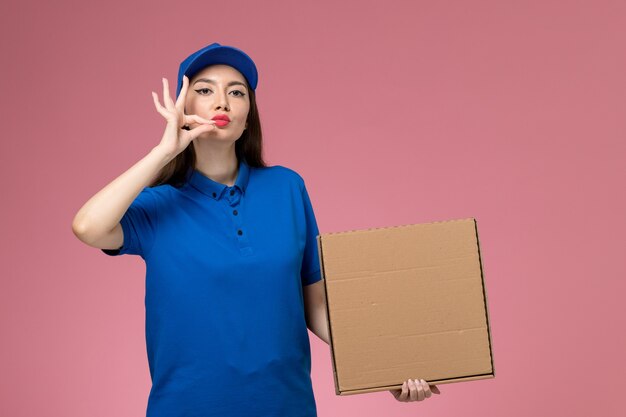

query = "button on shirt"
[[102, 159, 322, 417]]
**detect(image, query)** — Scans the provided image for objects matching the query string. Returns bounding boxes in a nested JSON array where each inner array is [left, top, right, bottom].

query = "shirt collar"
[[186, 159, 250, 200]]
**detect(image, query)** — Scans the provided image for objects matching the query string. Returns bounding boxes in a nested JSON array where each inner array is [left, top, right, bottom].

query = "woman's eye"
[[195, 88, 245, 97]]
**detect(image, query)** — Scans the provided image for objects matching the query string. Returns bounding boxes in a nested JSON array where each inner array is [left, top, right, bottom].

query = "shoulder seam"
[[272, 165, 305, 191]]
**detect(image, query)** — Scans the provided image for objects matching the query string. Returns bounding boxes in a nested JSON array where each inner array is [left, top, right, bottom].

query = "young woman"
[[72, 42, 439, 417]]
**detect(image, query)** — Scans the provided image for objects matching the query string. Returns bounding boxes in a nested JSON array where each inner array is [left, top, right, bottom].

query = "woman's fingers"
[[391, 378, 440, 402], [420, 379, 432, 398], [152, 91, 179, 125], [398, 380, 409, 401], [162, 78, 176, 110], [185, 114, 215, 126], [408, 379, 417, 401], [187, 122, 217, 140], [410, 379, 425, 401], [175, 75, 188, 110], [151, 92, 168, 118]]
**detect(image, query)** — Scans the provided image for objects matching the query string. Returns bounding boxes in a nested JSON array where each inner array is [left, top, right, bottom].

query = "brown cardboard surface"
[[316, 218, 494, 395]]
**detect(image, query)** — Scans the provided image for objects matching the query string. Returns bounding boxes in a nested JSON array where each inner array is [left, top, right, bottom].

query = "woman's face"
[[186, 64, 250, 142]]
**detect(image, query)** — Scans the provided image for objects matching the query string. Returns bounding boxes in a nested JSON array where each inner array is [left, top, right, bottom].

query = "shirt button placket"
[[225, 187, 253, 256]]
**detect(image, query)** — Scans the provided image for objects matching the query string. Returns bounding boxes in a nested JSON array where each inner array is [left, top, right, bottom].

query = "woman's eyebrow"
[[193, 78, 247, 88]]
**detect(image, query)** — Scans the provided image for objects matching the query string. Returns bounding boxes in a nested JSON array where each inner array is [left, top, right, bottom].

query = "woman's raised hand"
[[151, 76, 216, 160]]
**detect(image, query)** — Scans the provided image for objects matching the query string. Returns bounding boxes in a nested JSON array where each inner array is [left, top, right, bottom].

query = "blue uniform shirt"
[[102, 158, 322, 417]]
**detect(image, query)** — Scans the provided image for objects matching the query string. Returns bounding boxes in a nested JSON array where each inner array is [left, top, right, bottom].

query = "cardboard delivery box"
[[316, 217, 495, 395]]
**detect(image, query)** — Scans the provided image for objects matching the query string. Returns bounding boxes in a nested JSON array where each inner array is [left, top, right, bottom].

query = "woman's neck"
[[193, 141, 239, 186]]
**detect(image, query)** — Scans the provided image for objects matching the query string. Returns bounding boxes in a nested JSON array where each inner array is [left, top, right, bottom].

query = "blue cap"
[[176, 42, 258, 98]]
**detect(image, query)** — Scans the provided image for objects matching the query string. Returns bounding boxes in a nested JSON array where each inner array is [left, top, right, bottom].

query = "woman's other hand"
[[151, 76, 216, 160], [389, 378, 441, 402]]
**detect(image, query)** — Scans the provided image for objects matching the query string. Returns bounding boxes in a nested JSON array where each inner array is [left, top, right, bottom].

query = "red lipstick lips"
[[211, 114, 230, 127]]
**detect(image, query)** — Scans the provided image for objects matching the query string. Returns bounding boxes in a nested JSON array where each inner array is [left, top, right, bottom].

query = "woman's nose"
[[214, 91, 229, 111]]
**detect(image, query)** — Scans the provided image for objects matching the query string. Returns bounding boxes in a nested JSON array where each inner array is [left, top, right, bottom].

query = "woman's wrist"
[[150, 145, 176, 167]]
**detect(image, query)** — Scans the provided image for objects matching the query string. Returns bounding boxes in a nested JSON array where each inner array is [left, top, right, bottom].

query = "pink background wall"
[[1, 0, 624, 416]]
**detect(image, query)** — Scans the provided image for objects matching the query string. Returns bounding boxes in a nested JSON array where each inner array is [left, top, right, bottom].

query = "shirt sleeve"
[[300, 181, 322, 286], [101, 186, 159, 259]]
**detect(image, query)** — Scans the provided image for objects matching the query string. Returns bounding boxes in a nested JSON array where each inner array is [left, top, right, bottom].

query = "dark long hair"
[[149, 85, 267, 188]]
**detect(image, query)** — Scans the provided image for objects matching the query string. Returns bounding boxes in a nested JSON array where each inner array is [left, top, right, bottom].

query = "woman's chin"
[[195, 131, 239, 143]]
